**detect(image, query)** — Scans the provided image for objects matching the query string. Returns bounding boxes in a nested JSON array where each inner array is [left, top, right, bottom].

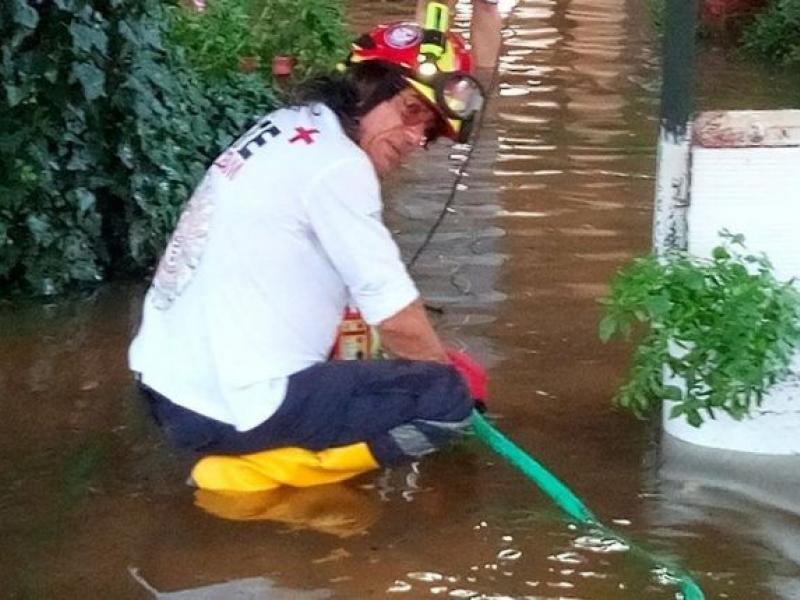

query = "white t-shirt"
[[129, 105, 419, 431]]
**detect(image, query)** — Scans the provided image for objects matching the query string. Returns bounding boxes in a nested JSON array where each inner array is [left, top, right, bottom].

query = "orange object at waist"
[[331, 307, 378, 360]]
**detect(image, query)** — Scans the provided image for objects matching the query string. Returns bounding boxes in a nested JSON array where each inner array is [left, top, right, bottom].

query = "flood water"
[[2, 1, 800, 598]]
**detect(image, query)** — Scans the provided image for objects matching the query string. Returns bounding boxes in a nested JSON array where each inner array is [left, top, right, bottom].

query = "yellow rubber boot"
[[190, 442, 379, 492]]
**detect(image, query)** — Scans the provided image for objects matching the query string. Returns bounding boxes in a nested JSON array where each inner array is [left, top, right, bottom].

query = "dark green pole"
[[652, 0, 698, 254]]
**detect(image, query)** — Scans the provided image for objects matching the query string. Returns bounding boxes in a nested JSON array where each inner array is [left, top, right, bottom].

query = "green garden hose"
[[471, 410, 705, 600]]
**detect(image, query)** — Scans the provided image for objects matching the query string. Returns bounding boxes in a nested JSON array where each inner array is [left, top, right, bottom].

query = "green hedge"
[[0, 0, 347, 295], [169, 0, 348, 79], [742, 0, 800, 65], [645, 0, 800, 67]]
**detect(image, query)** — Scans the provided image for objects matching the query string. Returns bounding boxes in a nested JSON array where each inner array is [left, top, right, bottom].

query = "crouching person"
[[128, 20, 487, 493]]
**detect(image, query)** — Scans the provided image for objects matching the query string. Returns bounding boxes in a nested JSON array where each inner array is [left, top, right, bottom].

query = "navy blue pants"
[[138, 359, 473, 466]]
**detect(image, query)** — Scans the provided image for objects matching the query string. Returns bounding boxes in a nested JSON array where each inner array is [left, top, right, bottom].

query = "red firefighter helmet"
[[348, 21, 485, 143]]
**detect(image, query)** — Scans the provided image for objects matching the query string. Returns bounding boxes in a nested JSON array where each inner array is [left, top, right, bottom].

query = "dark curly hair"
[[286, 61, 443, 143]]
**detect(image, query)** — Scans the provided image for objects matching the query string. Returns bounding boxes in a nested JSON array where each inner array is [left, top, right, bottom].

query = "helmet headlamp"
[[417, 58, 439, 78]]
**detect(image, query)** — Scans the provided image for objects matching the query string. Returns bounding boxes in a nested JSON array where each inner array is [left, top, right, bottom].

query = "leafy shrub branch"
[[644, 0, 800, 67], [742, 0, 800, 66], [1, 0, 348, 295], [599, 232, 800, 427], [169, 0, 349, 80]]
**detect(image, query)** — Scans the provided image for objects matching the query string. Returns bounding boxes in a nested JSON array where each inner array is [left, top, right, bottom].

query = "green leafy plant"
[[1, 0, 114, 294], [249, 0, 349, 75], [169, 0, 349, 80], [0, 0, 278, 294], [109, 2, 277, 270], [166, 0, 257, 79], [644, 0, 800, 64], [741, 0, 800, 66], [1, 0, 347, 295], [599, 231, 800, 427]]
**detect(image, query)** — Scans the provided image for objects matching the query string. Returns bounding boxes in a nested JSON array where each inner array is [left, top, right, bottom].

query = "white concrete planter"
[[661, 110, 800, 455], [663, 356, 800, 454]]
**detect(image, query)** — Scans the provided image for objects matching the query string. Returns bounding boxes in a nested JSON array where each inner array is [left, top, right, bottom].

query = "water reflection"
[[194, 484, 383, 537], [652, 435, 800, 599]]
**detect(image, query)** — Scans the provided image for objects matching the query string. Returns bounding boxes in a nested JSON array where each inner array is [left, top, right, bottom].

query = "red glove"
[[446, 348, 488, 408]]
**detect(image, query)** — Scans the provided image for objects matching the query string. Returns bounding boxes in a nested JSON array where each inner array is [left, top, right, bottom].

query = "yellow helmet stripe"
[[406, 77, 462, 136]]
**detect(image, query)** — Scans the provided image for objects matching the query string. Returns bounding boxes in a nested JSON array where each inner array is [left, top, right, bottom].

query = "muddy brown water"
[[2, 1, 800, 598]]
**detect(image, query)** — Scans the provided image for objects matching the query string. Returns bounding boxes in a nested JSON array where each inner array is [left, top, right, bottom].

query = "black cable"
[[406, 62, 501, 270]]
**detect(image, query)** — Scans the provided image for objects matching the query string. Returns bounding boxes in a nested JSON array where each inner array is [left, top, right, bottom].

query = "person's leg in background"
[[470, 0, 502, 71]]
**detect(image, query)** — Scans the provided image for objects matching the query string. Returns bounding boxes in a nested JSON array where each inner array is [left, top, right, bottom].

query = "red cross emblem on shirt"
[[289, 127, 320, 144]]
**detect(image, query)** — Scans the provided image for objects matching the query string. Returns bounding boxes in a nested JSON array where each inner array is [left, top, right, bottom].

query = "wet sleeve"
[[303, 157, 419, 325]]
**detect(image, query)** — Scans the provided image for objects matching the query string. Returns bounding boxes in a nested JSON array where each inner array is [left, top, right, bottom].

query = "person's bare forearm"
[[470, 2, 502, 69], [377, 300, 448, 362]]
